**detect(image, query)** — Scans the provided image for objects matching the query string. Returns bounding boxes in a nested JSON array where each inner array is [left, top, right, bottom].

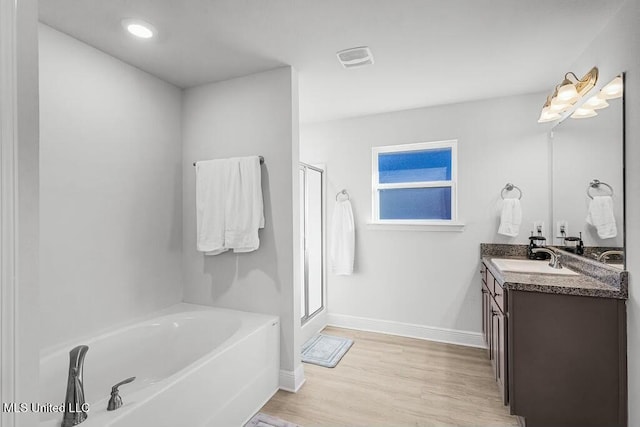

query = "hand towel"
[[497, 198, 522, 237], [330, 199, 355, 275], [586, 196, 617, 239], [196, 159, 232, 255], [196, 156, 264, 255], [224, 156, 265, 253]]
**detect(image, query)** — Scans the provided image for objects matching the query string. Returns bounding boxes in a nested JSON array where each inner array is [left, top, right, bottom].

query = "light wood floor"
[[260, 326, 519, 427]]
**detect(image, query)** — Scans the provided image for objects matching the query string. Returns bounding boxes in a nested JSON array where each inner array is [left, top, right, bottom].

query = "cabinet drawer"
[[487, 269, 497, 296], [480, 263, 487, 285]]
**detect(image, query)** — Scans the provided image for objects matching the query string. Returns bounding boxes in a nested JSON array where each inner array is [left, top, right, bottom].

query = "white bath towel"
[[224, 156, 265, 253], [497, 198, 522, 237], [586, 196, 617, 239], [330, 199, 355, 275], [196, 159, 231, 255], [195, 156, 264, 255]]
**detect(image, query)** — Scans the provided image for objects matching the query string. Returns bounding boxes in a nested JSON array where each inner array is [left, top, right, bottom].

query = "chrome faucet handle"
[[107, 376, 136, 411], [552, 252, 562, 269], [531, 247, 562, 269]]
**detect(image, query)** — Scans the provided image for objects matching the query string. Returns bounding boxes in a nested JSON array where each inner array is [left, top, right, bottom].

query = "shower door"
[[300, 163, 324, 324]]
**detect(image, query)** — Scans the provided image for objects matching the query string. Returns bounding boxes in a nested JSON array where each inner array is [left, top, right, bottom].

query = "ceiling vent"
[[336, 46, 374, 69]]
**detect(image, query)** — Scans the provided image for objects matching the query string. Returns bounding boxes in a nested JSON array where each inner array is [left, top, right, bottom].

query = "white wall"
[[567, 0, 640, 423], [301, 93, 549, 343], [1, 0, 40, 423], [181, 67, 302, 382], [38, 24, 184, 349]]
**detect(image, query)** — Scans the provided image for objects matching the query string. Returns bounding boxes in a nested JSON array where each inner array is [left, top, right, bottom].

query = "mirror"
[[550, 74, 625, 268]]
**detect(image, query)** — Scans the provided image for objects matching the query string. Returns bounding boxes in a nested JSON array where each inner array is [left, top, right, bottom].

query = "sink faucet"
[[62, 345, 89, 427], [531, 248, 562, 269], [597, 250, 624, 263]]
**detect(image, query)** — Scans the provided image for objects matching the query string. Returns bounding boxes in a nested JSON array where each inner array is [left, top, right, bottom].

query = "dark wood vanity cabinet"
[[480, 261, 627, 427], [491, 297, 506, 402], [480, 263, 508, 405]]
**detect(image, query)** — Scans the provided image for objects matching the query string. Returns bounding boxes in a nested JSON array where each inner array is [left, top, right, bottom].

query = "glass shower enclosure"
[[299, 163, 324, 324]]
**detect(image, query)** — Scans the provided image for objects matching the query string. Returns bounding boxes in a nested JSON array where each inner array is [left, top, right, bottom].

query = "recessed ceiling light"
[[121, 18, 156, 39]]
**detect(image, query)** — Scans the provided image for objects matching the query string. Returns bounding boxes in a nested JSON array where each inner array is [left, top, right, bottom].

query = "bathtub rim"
[[40, 302, 277, 357]]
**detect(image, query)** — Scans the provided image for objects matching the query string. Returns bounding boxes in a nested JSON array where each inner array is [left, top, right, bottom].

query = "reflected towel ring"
[[501, 183, 522, 200], [336, 189, 350, 201], [587, 179, 614, 199]]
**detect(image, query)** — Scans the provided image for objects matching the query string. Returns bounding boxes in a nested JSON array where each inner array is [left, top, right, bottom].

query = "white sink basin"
[[491, 258, 579, 276]]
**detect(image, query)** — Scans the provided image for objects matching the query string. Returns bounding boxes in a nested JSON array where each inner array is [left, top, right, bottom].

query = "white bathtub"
[[39, 303, 280, 427]]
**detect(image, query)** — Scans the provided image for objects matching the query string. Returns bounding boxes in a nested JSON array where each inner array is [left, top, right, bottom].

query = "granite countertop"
[[482, 255, 628, 300]]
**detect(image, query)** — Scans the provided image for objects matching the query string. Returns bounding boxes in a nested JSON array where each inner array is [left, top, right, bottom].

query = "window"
[[372, 140, 458, 225]]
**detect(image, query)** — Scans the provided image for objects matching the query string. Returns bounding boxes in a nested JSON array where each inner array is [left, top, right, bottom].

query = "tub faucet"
[[531, 248, 562, 269], [62, 345, 89, 427], [107, 376, 136, 411]]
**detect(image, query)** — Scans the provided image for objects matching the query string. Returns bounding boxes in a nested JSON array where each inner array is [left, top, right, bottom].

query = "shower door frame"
[[299, 163, 325, 325]]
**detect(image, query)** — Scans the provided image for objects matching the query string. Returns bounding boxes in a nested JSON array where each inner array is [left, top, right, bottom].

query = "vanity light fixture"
[[599, 76, 623, 99], [538, 67, 598, 123], [538, 96, 566, 122], [121, 18, 156, 39], [569, 75, 623, 119], [584, 95, 609, 110], [556, 78, 580, 103], [570, 107, 597, 119]]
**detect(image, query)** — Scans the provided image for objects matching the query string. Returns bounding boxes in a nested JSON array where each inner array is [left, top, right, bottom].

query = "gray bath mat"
[[245, 412, 302, 427], [301, 334, 353, 368]]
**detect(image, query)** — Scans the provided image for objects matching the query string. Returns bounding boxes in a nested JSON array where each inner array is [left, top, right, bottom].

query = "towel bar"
[[501, 183, 522, 200], [587, 179, 613, 199], [193, 156, 264, 167], [336, 189, 350, 201]]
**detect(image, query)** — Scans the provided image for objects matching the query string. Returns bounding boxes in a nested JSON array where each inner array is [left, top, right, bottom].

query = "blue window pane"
[[379, 187, 451, 220], [378, 148, 451, 183]]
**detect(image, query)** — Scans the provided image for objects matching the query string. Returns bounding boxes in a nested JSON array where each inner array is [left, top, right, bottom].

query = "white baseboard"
[[327, 313, 485, 348], [279, 364, 306, 393]]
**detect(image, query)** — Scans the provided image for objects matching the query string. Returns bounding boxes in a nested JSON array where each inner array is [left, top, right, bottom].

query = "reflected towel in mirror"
[[586, 196, 617, 239]]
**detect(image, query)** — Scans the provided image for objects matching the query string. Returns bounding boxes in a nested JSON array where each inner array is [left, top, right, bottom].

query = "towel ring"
[[501, 183, 522, 200], [336, 189, 350, 201], [587, 179, 614, 199]]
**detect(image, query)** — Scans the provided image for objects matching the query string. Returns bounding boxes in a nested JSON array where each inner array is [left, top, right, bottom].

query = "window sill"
[[366, 221, 465, 232]]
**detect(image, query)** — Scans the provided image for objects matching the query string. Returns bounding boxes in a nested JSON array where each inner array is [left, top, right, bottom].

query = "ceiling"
[[39, 0, 624, 123]]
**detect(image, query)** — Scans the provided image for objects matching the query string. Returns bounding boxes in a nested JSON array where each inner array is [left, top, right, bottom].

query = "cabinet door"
[[482, 285, 492, 357], [491, 298, 508, 405]]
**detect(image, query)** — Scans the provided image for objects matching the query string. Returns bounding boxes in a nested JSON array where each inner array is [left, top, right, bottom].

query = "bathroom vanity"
[[480, 244, 627, 427]]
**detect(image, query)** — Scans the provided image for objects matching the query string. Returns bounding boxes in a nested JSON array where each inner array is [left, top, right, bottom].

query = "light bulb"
[[538, 107, 561, 123], [121, 19, 156, 39], [571, 108, 597, 119], [600, 76, 623, 99], [584, 96, 609, 110], [549, 99, 570, 112], [557, 80, 579, 102]]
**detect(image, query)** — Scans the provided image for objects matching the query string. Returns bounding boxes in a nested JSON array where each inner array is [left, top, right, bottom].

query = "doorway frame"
[[1, 0, 39, 425]]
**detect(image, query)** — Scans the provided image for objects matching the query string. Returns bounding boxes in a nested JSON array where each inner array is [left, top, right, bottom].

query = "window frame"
[[371, 139, 458, 225]]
